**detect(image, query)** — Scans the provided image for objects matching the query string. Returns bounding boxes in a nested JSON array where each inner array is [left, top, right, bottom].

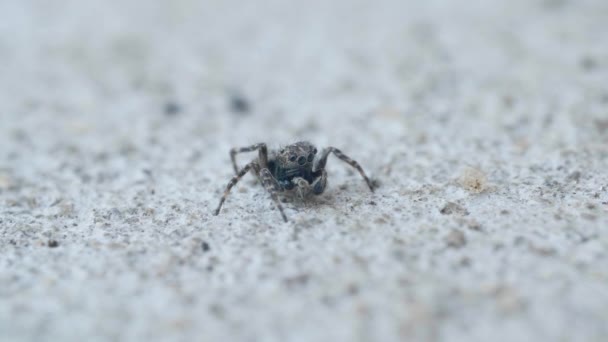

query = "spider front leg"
[[311, 169, 328, 195], [292, 177, 312, 199], [259, 168, 288, 222], [313, 147, 374, 192], [230, 143, 269, 174], [213, 162, 257, 216]]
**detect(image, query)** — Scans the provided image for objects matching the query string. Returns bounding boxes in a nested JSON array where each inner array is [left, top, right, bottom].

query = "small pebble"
[[48, 240, 59, 248], [445, 230, 466, 248], [458, 167, 488, 193], [566, 171, 581, 182]]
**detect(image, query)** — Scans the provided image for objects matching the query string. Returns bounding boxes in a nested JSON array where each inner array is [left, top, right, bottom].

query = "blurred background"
[[2, 0, 606, 149], [1, 0, 607, 341]]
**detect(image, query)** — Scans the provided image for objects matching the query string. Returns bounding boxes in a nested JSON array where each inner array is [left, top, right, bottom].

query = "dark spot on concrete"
[[566, 171, 581, 182], [284, 274, 310, 289], [502, 95, 515, 108], [581, 213, 597, 221], [209, 304, 225, 318], [513, 236, 527, 246], [346, 283, 359, 295], [458, 218, 482, 231], [374, 216, 388, 224], [164, 101, 181, 116], [368, 200, 377, 206], [48, 240, 59, 248], [595, 119, 608, 134], [459, 257, 471, 267], [201, 241, 210, 252], [528, 244, 556, 256], [229, 93, 250, 114], [580, 56, 598, 71], [440, 202, 469, 215]]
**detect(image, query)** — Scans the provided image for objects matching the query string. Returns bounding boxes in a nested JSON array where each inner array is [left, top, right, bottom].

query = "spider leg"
[[230, 143, 269, 174], [310, 169, 328, 195], [213, 162, 257, 216], [259, 168, 289, 222], [313, 147, 374, 192]]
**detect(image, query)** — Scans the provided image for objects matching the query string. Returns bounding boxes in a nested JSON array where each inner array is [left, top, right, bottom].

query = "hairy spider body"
[[213, 141, 374, 222]]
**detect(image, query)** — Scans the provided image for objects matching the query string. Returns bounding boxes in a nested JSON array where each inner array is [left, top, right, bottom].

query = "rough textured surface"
[[1, 0, 608, 341]]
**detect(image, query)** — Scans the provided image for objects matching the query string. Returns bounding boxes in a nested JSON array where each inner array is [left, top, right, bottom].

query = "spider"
[[213, 141, 375, 222]]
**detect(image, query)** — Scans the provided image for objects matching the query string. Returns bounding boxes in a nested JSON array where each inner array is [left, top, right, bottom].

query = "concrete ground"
[[1, 0, 608, 341]]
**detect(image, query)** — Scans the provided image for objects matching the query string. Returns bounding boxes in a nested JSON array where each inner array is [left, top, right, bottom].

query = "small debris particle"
[[201, 241, 210, 252], [164, 101, 181, 116], [580, 56, 598, 71], [440, 202, 469, 215], [495, 286, 526, 313], [284, 274, 310, 289], [48, 240, 59, 248], [513, 236, 527, 246], [368, 200, 377, 206], [566, 171, 582, 182], [502, 95, 515, 108], [459, 257, 471, 267], [594, 119, 608, 134], [209, 304, 225, 318], [445, 230, 467, 248], [346, 283, 360, 296], [374, 216, 388, 224], [458, 167, 488, 193], [528, 244, 556, 256], [461, 218, 482, 231], [229, 93, 250, 114], [581, 213, 597, 221]]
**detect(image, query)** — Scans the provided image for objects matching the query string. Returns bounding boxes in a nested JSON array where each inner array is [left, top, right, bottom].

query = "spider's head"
[[277, 141, 318, 169]]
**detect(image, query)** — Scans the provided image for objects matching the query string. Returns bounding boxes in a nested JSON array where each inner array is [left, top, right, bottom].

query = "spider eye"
[[313, 148, 318, 154], [289, 155, 297, 162], [298, 156, 307, 165], [307, 154, 314, 163]]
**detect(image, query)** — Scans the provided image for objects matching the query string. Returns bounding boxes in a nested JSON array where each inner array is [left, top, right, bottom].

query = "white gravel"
[[1, 0, 608, 341]]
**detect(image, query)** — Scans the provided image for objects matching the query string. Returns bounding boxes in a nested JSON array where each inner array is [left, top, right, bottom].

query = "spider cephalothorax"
[[213, 141, 374, 222]]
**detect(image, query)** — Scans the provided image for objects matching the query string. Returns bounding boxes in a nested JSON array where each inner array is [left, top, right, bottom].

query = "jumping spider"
[[213, 141, 375, 222]]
